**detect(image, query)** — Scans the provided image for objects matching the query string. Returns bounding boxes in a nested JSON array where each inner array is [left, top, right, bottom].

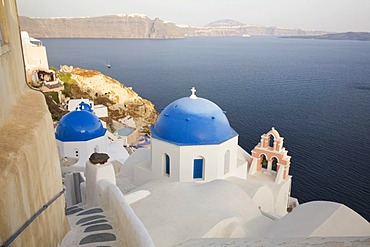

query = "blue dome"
[[56, 107, 106, 142], [151, 96, 237, 145]]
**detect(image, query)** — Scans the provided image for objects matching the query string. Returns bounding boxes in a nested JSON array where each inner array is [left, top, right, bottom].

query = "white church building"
[[55, 101, 128, 176], [56, 102, 109, 167], [151, 88, 240, 182]]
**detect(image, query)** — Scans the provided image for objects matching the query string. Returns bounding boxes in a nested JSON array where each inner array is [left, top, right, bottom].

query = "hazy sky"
[[17, 0, 370, 32]]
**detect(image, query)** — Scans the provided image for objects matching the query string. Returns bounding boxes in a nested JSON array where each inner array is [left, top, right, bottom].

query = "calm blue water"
[[42, 37, 370, 221]]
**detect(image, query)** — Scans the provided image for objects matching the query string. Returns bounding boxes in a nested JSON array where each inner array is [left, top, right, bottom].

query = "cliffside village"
[[21, 31, 150, 155]]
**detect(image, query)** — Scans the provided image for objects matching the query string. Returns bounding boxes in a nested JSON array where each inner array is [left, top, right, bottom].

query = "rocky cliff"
[[58, 66, 158, 133], [281, 32, 370, 41], [185, 19, 328, 37], [20, 16, 329, 39], [19, 15, 185, 39]]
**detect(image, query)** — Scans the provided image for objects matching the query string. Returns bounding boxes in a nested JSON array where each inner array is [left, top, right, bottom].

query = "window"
[[224, 150, 230, 175], [165, 154, 170, 176]]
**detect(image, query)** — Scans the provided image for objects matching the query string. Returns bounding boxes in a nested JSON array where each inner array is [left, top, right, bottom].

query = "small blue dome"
[[151, 96, 237, 145], [77, 101, 93, 112], [56, 106, 106, 142]]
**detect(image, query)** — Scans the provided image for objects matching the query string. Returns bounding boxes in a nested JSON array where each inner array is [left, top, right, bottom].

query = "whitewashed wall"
[[57, 134, 108, 163], [151, 136, 239, 182]]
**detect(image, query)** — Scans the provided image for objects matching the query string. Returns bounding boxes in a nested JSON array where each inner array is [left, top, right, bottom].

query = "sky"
[[16, 0, 370, 32]]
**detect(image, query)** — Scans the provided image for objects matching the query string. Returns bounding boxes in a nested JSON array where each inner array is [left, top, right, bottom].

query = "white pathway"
[[61, 205, 123, 247]]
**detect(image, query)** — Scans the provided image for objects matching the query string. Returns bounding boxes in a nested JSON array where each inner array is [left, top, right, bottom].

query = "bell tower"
[[249, 128, 291, 183]]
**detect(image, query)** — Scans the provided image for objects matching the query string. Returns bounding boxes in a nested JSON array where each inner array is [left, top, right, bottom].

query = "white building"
[[66, 99, 93, 112], [151, 88, 241, 182], [67, 98, 108, 118], [56, 101, 129, 176], [116, 127, 139, 146], [56, 102, 109, 172], [21, 31, 49, 71], [21, 31, 58, 85]]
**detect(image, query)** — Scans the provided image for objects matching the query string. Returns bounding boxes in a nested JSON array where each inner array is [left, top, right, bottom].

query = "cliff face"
[[20, 16, 329, 39], [20, 15, 185, 39], [61, 66, 158, 133], [281, 32, 370, 41], [186, 19, 328, 37]]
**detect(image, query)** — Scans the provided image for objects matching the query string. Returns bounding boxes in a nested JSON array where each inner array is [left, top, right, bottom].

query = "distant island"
[[19, 15, 328, 39], [280, 32, 370, 41]]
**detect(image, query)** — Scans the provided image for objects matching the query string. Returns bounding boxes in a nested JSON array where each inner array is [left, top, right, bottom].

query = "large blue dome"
[[56, 105, 106, 142], [151, 96, 237, 145]]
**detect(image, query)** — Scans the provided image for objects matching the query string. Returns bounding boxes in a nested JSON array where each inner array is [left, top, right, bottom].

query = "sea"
[[41, 37, 370, 221]]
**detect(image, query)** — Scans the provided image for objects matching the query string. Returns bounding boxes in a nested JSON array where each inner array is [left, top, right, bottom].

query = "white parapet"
[[85, 160, 116, 207]]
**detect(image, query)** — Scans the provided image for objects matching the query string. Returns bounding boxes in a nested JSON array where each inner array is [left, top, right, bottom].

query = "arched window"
[[164, 154, 170, 176], [193, 157, 204, 179], [260, 154, 267, 169], [269, 135, 274, 148], [272, 157, 278, 171], [224, 150, 230, 175]]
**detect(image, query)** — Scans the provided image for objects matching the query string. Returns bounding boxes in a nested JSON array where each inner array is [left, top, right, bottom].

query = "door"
[[193, 158, 203, 179]]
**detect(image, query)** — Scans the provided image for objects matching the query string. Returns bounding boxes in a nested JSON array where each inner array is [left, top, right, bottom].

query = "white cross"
[[190, 87, 197, 99]]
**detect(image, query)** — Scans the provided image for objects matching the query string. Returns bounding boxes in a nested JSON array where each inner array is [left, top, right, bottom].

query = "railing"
[[1, 188, 66, 247]]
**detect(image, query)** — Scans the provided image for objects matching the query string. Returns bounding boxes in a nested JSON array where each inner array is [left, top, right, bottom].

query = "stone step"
[[77, 208, 103, 216], [81, 219, 108, 227], [79, 233, 116, 245], [67, 207, 84, 215], [84, 224, 113, 233], [76, 215, 106, 225]]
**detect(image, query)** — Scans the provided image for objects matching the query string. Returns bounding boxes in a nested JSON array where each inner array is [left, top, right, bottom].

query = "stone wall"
[[0, 0, 69, 246], [0, 0, 26, 126]]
